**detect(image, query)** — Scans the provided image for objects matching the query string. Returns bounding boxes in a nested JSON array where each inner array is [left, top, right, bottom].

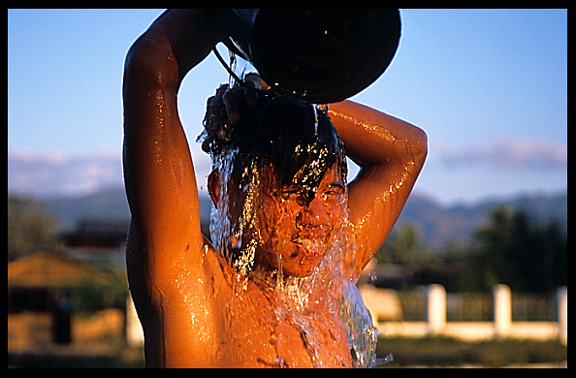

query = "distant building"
[[7, 251, 113, 348], [62, 219, 129, 248], [8, 251, 112, 310], [60, 218, 129, 270]]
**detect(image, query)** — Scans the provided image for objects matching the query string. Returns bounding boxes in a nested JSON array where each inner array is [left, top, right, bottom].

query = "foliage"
[[57, 272, 128, 313], [8, 194, 59, 259], [375, 223, 433, 266], [376, 206, 566, 293], [456, 207, 567, 292], [376, 336, 567, 367]]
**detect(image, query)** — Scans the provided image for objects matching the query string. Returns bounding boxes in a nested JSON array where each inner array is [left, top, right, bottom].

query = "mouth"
[[291, 237, 325, 260]]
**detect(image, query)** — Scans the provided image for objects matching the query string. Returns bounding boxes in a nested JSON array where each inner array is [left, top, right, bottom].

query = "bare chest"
[[218, 281, 353, 368]]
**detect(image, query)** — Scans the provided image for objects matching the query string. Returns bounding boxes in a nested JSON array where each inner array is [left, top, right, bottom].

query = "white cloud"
[[435, 137, 567, 170], [8, 149, 123, 197], [7, 148, 215, 198]]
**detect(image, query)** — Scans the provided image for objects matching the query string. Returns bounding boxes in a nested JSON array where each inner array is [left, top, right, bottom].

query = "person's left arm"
[[328, 100, 428, 278]]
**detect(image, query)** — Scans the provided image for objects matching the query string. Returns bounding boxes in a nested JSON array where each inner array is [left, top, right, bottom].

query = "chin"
[[283, 257, 323, 277]]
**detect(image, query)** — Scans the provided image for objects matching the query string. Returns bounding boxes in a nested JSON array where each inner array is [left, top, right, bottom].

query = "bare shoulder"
[[328, 101, 427, 277]]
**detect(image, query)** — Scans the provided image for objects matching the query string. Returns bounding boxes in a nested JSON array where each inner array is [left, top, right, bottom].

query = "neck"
[[249, 264, 285, 289]]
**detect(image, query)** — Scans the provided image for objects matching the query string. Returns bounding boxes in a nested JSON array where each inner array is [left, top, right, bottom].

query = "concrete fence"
[[126, 284, 567, 347], [373, 284, 567, 345]]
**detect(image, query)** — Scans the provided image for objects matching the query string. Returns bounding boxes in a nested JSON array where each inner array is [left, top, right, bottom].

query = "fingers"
[[205, 95, 227, 139], [223, 88, 243, 127], [244, 73, 271, 91], [202, 75, 269, 151], [202, 83, 240, 150], [243, 74, 271, 107]]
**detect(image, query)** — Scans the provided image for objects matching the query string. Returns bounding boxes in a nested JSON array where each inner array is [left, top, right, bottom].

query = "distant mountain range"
[[394, 191, 566, 248], [40, 187, 566, 250]]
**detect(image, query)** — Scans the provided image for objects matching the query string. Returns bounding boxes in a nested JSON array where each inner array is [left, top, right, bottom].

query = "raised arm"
[[328, 101, 428, 277], [123, 10, 227, 299]]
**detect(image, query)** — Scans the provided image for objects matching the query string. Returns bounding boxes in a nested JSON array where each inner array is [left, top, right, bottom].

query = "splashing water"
[[203, 57, 387, 367], [207, 151, 382, 366]]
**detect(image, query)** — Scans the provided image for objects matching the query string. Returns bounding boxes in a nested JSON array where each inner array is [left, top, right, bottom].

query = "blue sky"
[[8, 9, 567, 205]]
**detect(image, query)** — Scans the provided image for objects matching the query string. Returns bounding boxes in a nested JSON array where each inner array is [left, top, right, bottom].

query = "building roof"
[[8, 251, 111, 288]]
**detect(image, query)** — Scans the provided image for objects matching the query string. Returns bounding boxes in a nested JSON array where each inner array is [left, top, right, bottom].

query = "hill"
[[43, 187, 213, 236], [40, 188, 566, 250], [395, 191, 567, 248], [44, 188, 131, 230]]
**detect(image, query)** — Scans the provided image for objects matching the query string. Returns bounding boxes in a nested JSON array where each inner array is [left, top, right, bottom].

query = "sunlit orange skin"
[[123, 9, 427, 367]]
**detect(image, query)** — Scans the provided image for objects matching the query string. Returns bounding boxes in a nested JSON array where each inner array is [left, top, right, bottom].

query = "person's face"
[[252, 163, 347, 277]]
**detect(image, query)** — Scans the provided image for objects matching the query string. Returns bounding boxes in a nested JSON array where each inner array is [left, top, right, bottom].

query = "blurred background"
[[8, 9, 566, 367]]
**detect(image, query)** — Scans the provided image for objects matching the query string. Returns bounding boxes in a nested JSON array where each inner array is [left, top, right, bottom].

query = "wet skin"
[[123, 9, 427, 367], [253, 164, 347, 277]]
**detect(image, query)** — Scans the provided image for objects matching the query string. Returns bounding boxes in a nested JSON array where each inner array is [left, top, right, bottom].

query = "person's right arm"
[[123, 9, 227, 302]]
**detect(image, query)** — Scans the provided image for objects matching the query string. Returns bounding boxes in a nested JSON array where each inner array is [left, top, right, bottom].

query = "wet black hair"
[[204, 90, 347, 203]]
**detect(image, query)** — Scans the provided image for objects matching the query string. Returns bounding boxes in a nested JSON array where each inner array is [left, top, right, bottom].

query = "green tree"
[[8, 194, 58, 260], [458, 206, 567, 292], [375, 223, 431, 265], [57, 272, 128, 313]]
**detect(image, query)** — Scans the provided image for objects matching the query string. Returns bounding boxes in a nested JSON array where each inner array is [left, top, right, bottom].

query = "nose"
[[297, 195, 330, 227]]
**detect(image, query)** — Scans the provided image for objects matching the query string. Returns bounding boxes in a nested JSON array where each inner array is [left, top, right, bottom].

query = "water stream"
[[203, 51, 387, 367]]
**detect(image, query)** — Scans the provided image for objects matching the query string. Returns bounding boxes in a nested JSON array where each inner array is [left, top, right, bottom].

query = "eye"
[[329, 183, 345, 194], [321, 191, 336, 201], [321, 184, 344, 200], [282, 190, 299, 200], [274, 189, 300, 200]]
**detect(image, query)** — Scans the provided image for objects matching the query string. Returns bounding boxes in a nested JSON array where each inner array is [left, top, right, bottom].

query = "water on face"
[[208, 149, 380, 367], [205, 61, 383, 366]]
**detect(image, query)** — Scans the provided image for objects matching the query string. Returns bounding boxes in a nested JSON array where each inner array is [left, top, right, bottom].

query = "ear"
[[208, 169, 221, 207]]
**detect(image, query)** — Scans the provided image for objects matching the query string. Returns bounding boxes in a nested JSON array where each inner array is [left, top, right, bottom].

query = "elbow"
[[123, 35, 179, 91], [410, 127, 428, 168], [124, 37, 156, 78]]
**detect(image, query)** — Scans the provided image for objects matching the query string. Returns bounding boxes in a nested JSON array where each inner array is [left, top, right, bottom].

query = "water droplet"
[[204, 103, 378, 368]]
